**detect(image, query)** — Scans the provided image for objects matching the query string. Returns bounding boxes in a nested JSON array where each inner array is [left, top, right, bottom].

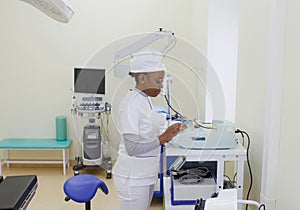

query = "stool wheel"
[[106, 172, 112, 179]]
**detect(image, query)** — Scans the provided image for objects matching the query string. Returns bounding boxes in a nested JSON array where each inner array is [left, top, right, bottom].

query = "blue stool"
[[64, 174, 109, 210]]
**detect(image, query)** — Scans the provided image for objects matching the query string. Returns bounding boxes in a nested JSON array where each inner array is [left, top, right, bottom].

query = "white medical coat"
[[112, 89, 165, 186]]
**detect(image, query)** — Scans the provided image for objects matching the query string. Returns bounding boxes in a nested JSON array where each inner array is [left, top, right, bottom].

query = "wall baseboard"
[[260, 193, 276, 210]]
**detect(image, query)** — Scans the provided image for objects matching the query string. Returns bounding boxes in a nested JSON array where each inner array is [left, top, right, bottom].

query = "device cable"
[[172, 167, 211, 185], [71, 110, 86, 165], [163, 94, 183, 119], [233, 172, 237, 184], [193, 120, 216, 129], [223, 174, 236, 189], [235, 129, 253, 210], [258, 204, 266, 210], [101, 112, 111, 157]]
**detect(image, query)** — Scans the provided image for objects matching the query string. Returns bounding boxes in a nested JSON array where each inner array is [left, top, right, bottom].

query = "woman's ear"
[[138, 74, 146, 85]]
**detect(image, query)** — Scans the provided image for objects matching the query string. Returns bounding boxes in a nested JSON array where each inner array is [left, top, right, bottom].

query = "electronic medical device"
[[172, 120, 238, 150], [74, 68, 105, 95], [72, 68, 112, 178]]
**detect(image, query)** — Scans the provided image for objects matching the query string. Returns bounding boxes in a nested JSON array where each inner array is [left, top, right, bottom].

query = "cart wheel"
[[106, 172, 112, 179], [74, 170, 80, 176]]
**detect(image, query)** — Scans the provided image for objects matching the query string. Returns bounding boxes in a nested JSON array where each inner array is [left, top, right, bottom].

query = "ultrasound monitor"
[[74, 68, 105, 95]]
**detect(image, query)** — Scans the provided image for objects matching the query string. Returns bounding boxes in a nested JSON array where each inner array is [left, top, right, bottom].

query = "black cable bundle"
[[235, 129, 253, 210], [164, 95, 183, 120], [172, 167, 212, 185]]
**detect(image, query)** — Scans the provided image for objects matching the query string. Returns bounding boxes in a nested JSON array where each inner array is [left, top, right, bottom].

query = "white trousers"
[[114, 176, 155, 210]]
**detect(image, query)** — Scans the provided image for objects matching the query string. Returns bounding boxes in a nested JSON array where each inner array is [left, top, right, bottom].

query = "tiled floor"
[[1, 165, 164, 210]]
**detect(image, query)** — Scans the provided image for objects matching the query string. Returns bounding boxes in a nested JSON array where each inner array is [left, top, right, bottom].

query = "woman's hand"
[[158, 123, 187, 145]]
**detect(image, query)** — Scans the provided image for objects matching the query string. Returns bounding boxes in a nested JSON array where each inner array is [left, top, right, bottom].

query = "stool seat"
[[64, 174, 108, 203]]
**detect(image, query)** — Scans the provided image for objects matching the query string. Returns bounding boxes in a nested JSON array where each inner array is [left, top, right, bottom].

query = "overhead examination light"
[[21, 0, 74, 23]]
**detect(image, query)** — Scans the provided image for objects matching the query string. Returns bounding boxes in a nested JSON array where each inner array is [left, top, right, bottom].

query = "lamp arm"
[[113, 28, 175, 77]]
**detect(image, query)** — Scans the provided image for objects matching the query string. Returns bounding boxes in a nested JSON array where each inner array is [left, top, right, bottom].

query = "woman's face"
[[139, 71, 165, 97]]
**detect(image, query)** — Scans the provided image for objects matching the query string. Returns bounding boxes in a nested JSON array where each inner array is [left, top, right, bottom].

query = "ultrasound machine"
[[71, 68, 112, 178]]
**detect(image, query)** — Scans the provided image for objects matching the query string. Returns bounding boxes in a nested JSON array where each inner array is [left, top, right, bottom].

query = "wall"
[[0, 0, 207, 160], [237, 1, 300, 209], [206, 0, 239, 122], [236, 0, 270, 204], [276, 0, 300, 209]]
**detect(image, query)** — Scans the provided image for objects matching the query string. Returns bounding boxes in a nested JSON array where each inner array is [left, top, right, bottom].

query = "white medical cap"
[[129, 51, 166, 73]]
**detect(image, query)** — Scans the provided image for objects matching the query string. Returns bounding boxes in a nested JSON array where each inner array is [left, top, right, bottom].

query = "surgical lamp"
[[114, 28, 176, 77], [20, 0, 74, 23]]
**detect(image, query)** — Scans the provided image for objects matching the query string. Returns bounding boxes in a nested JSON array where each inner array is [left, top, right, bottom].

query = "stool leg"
[[85, 201, 91, 210]]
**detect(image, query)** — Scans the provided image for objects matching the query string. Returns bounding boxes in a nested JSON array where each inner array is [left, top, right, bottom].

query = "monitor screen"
[[74, 68, 105, 94]]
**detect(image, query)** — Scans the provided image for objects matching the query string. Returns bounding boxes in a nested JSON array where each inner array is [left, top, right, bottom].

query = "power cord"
[[259, 204, 266, 210], [235, 129, 253, 210]]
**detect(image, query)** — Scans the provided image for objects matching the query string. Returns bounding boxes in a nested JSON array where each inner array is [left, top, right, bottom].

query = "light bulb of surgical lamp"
[[21, 0, 74, 23]]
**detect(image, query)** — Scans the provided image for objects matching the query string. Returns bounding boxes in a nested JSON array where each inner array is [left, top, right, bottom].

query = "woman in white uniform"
[[112, 51, 185, 210]]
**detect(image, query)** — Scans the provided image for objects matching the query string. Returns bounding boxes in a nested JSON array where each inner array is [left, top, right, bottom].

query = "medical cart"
[[164, 142, 247, 210]]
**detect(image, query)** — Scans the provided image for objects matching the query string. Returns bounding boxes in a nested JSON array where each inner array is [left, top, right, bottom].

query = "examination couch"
[[0, 175, 37, 210]]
